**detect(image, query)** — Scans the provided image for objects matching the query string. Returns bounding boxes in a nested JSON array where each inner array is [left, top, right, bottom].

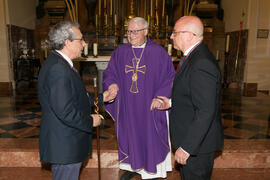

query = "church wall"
[[245, 0, 270, 91], [0, 0, 13, 96], [7, 0, 37, 29], [222, 0, 270, 91]]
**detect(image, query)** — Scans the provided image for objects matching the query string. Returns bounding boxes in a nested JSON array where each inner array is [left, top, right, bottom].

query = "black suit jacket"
[[170, 43, 224, 155], [38, 51, 93, 164]]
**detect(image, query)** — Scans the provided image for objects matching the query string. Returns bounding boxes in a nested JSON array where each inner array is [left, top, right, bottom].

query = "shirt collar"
[[184, 41, 202, 56], [132, 41, 146, 48], [56, 50, 73, 67]]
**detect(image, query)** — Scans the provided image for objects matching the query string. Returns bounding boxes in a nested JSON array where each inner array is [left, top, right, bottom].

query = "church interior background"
[[0, 0, 269, 179]]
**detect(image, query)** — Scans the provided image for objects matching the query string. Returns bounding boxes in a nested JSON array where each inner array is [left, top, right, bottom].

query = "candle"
[[156, 14, 159, 26], [114, 14, 117, 25], [84, 43, 88, 56], [148, 15, 150, 25], [168, 44, 172, 56], [93, 43, 98, 57], [226, 34, 230, 53], [156, 0, 158, 8], [166, 15, 168, 26], [162, 0, 165, 17], [104, 0, 106, 9]]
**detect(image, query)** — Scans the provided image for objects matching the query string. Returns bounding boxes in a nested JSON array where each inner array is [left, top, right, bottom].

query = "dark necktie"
[[72, 66, 78, 74], [176, 56, 186, 72]]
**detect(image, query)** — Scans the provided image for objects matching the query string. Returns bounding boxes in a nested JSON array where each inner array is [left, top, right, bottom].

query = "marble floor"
[[0, 81, 270, 179]]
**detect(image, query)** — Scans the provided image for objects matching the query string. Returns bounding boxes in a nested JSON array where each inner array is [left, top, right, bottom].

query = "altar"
[[74, 55, 179, 94], [74, 56, 110, 94]]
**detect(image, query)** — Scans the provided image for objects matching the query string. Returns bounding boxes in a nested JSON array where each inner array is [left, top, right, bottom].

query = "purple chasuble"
[[103, 39, 175, 173]]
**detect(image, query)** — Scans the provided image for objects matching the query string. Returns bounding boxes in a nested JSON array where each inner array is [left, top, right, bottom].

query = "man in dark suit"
[[38, 21, 105, 180], [153, 16, 224, 180]]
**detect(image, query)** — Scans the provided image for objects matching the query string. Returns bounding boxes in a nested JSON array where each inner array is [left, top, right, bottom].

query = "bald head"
[[176, 16, 204, 38]]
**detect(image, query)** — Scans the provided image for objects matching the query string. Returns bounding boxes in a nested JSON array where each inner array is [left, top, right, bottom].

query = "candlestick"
[[162, 0, 165, 16], [168, 44, 172, 56], [150, 0, 153, 16], [93, 43, 98, 57], [99, 0, 101, 15], [84, 43, 88, 56], [110, 0, 112, 15], [105, 14, 107, 25], [95, 14, 98, 27], [114, 14, 117, 25]]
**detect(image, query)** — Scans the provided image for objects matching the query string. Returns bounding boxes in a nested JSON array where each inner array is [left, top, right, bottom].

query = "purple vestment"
[[103, 39, 175, 173]]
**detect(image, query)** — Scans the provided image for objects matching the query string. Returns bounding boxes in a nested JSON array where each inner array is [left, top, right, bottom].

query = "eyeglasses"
[[126, 28, 146, 35], [172, 30, 197, 37], [72, 37, 85, 42]]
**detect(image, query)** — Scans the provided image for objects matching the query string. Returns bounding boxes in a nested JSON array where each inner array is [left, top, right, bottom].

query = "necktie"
[[72, 66, 78, 74], [176, 56, 186, 72]]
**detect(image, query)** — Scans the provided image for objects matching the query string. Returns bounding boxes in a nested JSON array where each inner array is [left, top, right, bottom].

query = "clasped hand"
[[103, 83, 119, 102], [150, 96, 171, 110]]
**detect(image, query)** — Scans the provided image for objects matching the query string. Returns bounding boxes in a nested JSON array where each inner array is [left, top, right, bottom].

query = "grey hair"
[[128, 17, 149, 29], [49, 21, 80, 50]]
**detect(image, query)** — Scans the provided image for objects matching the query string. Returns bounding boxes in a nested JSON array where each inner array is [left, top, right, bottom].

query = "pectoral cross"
[[125, 57, 146, 93]]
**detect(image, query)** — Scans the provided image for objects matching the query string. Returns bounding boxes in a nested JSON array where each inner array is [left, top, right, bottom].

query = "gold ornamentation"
[[125, 43, 147, 93]]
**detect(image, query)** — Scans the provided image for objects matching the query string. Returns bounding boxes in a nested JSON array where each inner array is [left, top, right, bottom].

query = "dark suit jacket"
[[38, 51, 93, 164], [170, 43, 224, 155]]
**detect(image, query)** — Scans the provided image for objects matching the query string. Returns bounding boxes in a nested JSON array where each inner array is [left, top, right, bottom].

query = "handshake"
[[91, 83, 119, 127]]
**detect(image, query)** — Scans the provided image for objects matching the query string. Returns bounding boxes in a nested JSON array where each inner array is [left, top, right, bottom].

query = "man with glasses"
[[154, 16, 224, 180], [103, 17, 175, 180], [38, 21, 104, 180]]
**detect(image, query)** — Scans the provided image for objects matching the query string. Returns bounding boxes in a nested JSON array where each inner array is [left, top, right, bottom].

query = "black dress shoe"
[[120, 171, 139, 180]]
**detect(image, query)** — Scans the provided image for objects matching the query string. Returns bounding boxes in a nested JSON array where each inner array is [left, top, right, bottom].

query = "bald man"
[[153, 16, 224, 180]]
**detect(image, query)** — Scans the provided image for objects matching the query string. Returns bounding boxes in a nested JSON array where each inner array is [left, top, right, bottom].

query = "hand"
[[150, 99, 163, 110], [91, 114, 102, 127], [175, 147, 190, 165], [103, 84, 119, 102], [153, 96, 171, 110]]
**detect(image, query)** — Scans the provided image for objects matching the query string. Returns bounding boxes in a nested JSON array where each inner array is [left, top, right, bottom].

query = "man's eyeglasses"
[[72, 37, 84, 42], [172, 30, 197, 37], [126, 28, 146, 35]]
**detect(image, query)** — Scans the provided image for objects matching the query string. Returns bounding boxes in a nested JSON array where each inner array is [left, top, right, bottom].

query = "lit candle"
[[226, 34, 230, 53], [168, 44, 172, 56], [84, 43, 88, 56], [93, 43, 98, 57]]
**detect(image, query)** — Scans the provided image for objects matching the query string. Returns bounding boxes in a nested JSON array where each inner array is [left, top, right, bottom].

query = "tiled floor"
[[0, 82, 270, 179]]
